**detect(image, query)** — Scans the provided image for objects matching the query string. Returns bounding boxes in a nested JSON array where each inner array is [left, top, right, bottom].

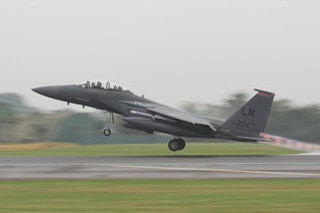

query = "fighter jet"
[[32, 80, 274, 151]]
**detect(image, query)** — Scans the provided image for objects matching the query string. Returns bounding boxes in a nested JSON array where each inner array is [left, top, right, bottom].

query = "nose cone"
[[32, 86, 62, 99]]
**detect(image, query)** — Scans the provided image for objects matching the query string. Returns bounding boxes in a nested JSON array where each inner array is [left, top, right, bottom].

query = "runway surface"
[[0, 155, 320, 179]]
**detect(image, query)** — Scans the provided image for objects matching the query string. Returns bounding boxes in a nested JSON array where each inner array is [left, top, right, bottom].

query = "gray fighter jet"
[[32, 80, 274, 151]]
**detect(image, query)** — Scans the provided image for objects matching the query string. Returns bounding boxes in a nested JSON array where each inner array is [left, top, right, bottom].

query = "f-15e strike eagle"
[[32, 80, 274, 152]]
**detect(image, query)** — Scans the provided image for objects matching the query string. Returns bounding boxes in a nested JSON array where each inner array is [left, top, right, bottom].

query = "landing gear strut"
[[168, 138, 186, 152], [102, 110, 114, 137]]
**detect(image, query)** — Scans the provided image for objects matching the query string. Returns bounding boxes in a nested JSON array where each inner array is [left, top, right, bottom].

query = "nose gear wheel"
[[102, 110, 114, 137]]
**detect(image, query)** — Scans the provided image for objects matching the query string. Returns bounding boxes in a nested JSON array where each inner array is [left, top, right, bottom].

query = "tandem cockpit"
[[77, 80, 130, 92]]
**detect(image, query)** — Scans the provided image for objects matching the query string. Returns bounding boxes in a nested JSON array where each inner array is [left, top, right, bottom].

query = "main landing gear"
[[102, 110, 114, 136], [168, 138, 186, 152]]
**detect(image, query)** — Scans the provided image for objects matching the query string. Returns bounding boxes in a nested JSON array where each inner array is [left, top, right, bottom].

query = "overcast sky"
[[0, 0, 319, 111]]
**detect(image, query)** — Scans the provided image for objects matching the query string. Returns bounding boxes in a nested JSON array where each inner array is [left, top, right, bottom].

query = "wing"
[[147, 105, 209, 124], [120, 101, 217, 132]]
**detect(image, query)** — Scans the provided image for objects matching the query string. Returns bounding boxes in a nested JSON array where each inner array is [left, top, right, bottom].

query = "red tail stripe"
[[258, 92, 275, 97]]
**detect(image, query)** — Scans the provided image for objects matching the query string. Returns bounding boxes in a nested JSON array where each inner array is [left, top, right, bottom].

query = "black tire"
[[168, 139, 179, 152], [177, 138, 185, 150], [103, 129, 111, 136]]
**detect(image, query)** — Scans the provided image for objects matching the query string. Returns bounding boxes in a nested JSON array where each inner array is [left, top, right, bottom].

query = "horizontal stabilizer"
[[234, 135, 272, 142]]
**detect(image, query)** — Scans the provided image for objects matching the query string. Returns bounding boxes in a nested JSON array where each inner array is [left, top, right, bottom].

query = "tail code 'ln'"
[[222, 89, 274, 137]]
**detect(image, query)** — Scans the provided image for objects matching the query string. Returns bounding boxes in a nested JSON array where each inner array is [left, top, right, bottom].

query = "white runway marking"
[[103, 164, 320, 177], [0, 155, 319, 179], [2, 163, 319, 177], [0, 162, 319, 166]]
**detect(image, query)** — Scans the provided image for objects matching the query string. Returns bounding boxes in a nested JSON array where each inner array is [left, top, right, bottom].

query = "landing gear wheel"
[[101, 110, 114, 137], [177, 138, 185, 150], [168, 139, 179, 152], [103, 129, 111, 136]]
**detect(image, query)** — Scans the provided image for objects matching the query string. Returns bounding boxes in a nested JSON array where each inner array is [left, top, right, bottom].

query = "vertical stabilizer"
[[222, 89, 274, 137]]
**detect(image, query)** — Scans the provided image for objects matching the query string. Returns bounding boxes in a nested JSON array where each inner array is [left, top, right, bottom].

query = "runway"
[[0, 155, 319, 179]]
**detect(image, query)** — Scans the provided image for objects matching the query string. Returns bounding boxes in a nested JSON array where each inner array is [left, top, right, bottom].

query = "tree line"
[[1, 92, 319, 143], [181, 92, 320, 143]]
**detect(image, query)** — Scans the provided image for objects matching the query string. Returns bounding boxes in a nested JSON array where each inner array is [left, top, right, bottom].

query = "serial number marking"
[[232, 119, 249, 128]]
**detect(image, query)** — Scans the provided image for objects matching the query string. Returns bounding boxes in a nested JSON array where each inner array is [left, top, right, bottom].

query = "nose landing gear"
[[168, 138, 186, 152], [102, 110, 114, 137]]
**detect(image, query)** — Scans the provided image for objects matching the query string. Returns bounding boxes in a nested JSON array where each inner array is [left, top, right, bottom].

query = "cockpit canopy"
[[77, 80, 129, 92]]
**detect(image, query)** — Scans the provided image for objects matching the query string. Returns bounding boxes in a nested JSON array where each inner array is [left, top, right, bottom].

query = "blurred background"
[[1, 0, 320, 144], [0, 91, 320, 144]]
